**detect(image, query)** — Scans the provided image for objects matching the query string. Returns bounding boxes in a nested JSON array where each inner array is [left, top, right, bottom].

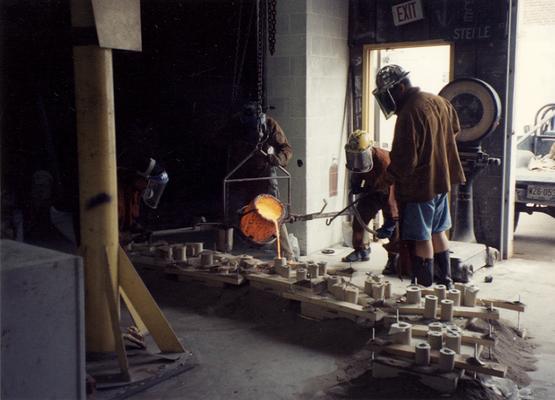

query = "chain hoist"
[[268, 0, 277, 56], [256, 0, 266, 109]]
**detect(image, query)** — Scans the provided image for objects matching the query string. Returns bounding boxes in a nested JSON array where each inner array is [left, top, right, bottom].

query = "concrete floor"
[[122, 212, 554, 400]]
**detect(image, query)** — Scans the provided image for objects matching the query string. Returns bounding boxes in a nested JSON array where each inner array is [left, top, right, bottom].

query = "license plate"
[[527, 185, 555, 201]]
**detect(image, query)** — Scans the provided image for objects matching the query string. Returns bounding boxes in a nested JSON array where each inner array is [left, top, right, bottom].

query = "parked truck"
[[515, 104, 555, 229]]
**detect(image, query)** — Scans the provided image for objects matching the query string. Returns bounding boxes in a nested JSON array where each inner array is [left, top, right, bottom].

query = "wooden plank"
[[300, 302, 358, 322], [103, 248, 130, 380], [419, 289, 525, 312], [410, 325, 495, 347], [245, 273, 295, 292], [283, 291, 379, 321], [478, 299, 526, 313], [118, 247, 186, 353], [246, 272, 296, 284], [378, 344, 507, 378], [165, 266, 245, 286], [249, 280, 285, 296], [397, 304, 499, 320], [372, 357, 463, 393]]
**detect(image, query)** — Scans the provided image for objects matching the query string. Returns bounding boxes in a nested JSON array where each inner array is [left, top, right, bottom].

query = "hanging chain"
[[268, 0, 277, 55], [256, 0, 266, 109], [231, 0, 244, 105]]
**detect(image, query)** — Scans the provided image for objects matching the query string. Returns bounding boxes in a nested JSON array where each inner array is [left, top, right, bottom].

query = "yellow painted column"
[[73, 45, 119, 353]]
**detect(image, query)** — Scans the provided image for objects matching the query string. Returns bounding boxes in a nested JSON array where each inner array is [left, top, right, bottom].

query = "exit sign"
[[392, 0, 424, 26]]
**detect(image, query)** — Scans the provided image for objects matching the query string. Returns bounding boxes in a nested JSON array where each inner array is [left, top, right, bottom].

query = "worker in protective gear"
[[226, 101, 295, 259], [374, 64, 466, 287], [47, 156, 168, 245], [118, 157, 169, 235], [342, 130, 398, 273]]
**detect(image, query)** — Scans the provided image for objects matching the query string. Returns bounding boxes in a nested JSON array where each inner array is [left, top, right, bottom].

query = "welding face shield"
[[240, 102, 267, 144], [138, 158, 169, 209], [345, 130, 374, 173], [372, 64, 410, 119]]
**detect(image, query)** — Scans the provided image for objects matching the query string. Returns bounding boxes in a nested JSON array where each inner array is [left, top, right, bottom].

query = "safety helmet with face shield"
[[240, 101, 267, 144], [372, 64, 410, 119], [345, 130, 374, 173], [137, 158, 169, 209]]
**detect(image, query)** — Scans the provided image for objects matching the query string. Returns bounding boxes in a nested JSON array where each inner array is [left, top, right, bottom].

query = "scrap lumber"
[[283, 291, 383, 322], [477, 299, 526, 312], [372, 356, 463, 394], [246, 272, 295, 295], [164, 265, 245, 287], [396, 304, 499, 320], [300, 302, 358, 322], [374, 344, 507, 377], [419, 289, 526, 312]]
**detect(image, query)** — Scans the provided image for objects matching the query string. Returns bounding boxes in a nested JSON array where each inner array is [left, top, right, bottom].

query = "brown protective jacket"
[[351, 147, 391, 196], [228, 116, 292, 178], [386, 88, 466, 203]]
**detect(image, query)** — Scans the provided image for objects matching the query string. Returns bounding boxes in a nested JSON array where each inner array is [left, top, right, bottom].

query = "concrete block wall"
[[267, 0, 349, 254], [267, 0, 308, 252], [305, 0, 349, 255]]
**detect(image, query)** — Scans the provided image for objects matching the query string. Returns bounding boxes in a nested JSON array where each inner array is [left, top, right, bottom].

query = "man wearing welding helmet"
[[227, 102, 292, 196], [226, 101, 295, 259], [342, 130, 398, 274], [118, 157, 169, 235], [48, 155, 168, 245], [373, 64, 465, 288]]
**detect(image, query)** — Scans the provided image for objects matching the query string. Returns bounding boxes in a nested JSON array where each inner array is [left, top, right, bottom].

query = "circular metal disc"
[[439, 78, 501, 143]]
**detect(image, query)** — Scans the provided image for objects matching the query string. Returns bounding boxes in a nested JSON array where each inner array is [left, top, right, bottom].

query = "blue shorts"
[[401, 193, 452, 241]]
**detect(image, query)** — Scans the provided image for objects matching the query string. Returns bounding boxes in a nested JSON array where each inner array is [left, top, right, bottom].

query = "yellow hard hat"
[[347, 130, 373, 151]]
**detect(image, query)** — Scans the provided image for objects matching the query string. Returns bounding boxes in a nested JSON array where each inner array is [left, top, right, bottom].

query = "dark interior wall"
[[349, 0, 513, 250], [1, 0, 78, 233], [114, 0, 259, 228], [1, 0, 259, 236]]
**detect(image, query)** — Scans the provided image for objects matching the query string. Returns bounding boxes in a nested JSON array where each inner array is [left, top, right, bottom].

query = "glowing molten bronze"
[[239, 194, 285, 257]]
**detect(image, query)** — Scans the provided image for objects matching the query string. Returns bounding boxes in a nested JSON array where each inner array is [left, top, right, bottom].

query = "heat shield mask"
[[372, 87, 397, 120], [138, 158, 169, 209], [372, 64, 410, 119], [142, 172, 169, 209], [345, 147, 373, 173], [240, 103, 267, 144]]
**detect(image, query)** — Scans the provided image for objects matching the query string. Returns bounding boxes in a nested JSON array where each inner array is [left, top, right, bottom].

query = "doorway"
[[362, 42, 452, 148], [511, 0, 555, 263], [361, 42, 452, 229]]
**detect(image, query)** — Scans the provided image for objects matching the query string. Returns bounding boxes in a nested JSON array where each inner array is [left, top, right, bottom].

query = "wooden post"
[[72, 0, 119, 353]]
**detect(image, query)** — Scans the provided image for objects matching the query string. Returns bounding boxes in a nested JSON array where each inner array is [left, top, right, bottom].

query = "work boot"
[[382, 252, 399, 276], [434, 250, 453, 288], [342, 248, 370, 262], [411, 256, 433, 287]]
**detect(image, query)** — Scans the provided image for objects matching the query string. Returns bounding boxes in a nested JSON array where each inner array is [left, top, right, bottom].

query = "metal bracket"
[[223, 147, 291, 225]]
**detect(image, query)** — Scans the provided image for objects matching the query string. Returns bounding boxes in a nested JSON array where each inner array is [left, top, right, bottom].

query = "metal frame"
[[223, 146, 291, 224], [501, 0, 518, 259]]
